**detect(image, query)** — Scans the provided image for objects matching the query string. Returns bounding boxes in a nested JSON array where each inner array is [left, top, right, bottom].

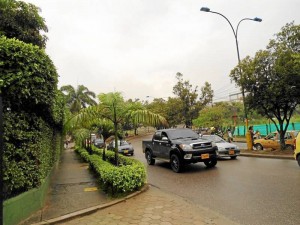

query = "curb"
[[240, 153, 294, 160], [32, 184, 150, 225]]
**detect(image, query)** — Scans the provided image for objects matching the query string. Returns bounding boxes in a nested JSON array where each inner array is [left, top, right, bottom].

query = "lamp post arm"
[[209, 11, 240, 63], [209, 11, 237, 39], [236, 18, 256, 42]]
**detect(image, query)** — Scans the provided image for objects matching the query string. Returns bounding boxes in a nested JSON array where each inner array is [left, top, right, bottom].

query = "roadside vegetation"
[[1, 0, 299, 204], [75, 146, 146, 196], [1, 0, 64, 200]]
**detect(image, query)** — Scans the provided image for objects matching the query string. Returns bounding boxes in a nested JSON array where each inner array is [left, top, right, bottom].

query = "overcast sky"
[[26, 0, 300, 102]]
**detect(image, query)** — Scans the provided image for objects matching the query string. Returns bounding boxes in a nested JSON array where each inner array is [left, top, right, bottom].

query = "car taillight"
[[294, 138, 296, 150]]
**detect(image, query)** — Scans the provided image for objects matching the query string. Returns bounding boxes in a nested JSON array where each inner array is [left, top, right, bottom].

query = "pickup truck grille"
[[192, 142, 212, 149]]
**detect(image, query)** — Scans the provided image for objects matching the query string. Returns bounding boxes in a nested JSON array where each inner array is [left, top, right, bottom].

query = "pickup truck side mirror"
[[162, 137, 169, 141]]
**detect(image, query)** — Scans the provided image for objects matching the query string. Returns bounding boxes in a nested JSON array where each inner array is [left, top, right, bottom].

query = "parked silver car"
[[107, 140, 134, 156], [94, 138, 105, 149], [202, 135, 240, 159]]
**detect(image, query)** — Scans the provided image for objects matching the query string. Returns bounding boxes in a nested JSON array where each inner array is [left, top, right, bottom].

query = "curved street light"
[[200, 7, 262, 128]]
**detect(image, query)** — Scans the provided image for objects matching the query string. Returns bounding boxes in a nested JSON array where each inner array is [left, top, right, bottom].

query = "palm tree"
[[72, 92, 168, 165], [60, 85, 97, 114]]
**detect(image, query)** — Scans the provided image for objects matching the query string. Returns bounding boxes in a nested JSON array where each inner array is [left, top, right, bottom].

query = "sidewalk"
[[21, 144, 110, 224], [62, 185, 238, 225]]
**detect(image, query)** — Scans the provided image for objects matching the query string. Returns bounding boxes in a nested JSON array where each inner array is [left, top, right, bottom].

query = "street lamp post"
[[200, 7, 262, 129]]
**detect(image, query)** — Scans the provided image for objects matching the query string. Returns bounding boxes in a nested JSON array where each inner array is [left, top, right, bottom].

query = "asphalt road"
[[130, 134, 300, 225]]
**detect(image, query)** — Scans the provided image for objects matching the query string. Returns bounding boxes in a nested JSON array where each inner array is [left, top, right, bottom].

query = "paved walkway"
[[22, 144, 110, 224], [62, 186, 238, 225]]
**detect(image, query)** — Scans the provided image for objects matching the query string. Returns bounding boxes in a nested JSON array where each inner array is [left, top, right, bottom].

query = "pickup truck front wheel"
[[170, 154, 183, 173], [204, 158, 217, 168], [145, 151, 155, 165]]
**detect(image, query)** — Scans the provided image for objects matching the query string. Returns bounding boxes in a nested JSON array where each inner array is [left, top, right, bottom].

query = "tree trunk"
[[278, 122, 286, 150]]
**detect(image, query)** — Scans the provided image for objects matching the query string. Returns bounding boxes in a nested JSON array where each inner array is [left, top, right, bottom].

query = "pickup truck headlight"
[[184, 154, 192, 159], [179, 144, 193, 151]]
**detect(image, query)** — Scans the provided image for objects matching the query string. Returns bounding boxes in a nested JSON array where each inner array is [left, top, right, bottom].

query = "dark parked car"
[[94, 138, 105, 149], [107, 140, 134, 156]]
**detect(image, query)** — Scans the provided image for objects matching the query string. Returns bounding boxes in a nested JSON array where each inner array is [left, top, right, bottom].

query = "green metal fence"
[[233, 122, 300, 136]]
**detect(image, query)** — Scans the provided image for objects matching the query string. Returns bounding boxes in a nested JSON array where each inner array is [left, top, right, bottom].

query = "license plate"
[[124, 150, 128, 154], [201, 154, 209, 159], [229, 150, 235, 155]]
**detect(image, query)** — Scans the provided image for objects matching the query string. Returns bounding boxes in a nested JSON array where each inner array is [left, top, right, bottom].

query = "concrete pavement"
[[21, 144, 110, 225], [61, 185, 238, 225]]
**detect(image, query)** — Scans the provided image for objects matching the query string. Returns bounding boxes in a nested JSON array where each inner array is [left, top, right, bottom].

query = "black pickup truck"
[[142, 128, 218, 172]]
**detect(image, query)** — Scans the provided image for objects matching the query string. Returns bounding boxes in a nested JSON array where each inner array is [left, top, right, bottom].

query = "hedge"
[[75, 147, 146, 194], [1, 36, 64, 199]]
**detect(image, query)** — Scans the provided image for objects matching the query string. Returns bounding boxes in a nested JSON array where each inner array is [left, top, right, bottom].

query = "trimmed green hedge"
[[75, 147, 146, 194], [1, 36, 64, 199]]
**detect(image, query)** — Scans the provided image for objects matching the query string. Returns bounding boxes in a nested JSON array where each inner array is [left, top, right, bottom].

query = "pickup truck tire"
[[170, 154, 183, 173], [145, 150, 155, 165], [204, 158, 217, 168]]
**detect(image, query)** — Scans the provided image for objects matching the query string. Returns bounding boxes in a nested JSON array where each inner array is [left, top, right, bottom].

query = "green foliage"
[[0, 36, 59, 124], [0, 0, 48, 48], [1, 36, 64, 199], [60, 85, 97, 114], [51, 90, 65, 128], [193, 105, 226, 129], [173, 72, 214, 127], [3, 112, 62, 199], [70, 92, 167, 165], [75, 147, 146, 195]]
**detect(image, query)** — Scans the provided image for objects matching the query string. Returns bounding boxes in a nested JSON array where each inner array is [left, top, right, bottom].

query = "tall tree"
[[230, 22, 300, 149], [173, 72, 198, 127], [199, 82, 214, 107], [173, 72, 214, 128], [60, 85, 97, 114], [0, 0, 48, 48]]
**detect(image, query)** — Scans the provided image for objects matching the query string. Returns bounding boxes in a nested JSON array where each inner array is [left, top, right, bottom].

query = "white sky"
[[25, 0, 300, 102]]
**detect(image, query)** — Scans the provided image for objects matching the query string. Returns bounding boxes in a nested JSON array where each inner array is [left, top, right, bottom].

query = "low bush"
[[75, 147, 146, 195]]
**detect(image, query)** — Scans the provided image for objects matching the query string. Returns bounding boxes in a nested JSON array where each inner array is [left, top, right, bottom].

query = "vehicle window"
[[161, 132, 168, 140], [168, 129, 199, 140], [202, 135, 224, 143], [285, 132, 291, 139], [266, 133, 276, 139], [118, 140, 128, 146], [153, 131, 162, 141]]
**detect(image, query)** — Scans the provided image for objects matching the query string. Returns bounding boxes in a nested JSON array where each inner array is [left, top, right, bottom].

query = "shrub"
[[75, 147, 146, 195]]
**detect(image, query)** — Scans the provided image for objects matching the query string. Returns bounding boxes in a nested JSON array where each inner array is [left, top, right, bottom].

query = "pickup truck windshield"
[[168, 129, 199, 140]]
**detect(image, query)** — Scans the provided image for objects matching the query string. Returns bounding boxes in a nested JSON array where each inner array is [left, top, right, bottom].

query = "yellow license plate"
[[201, 154, 209, 159], [229, 150, 235, 155], [124, 150, 128, 154]]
